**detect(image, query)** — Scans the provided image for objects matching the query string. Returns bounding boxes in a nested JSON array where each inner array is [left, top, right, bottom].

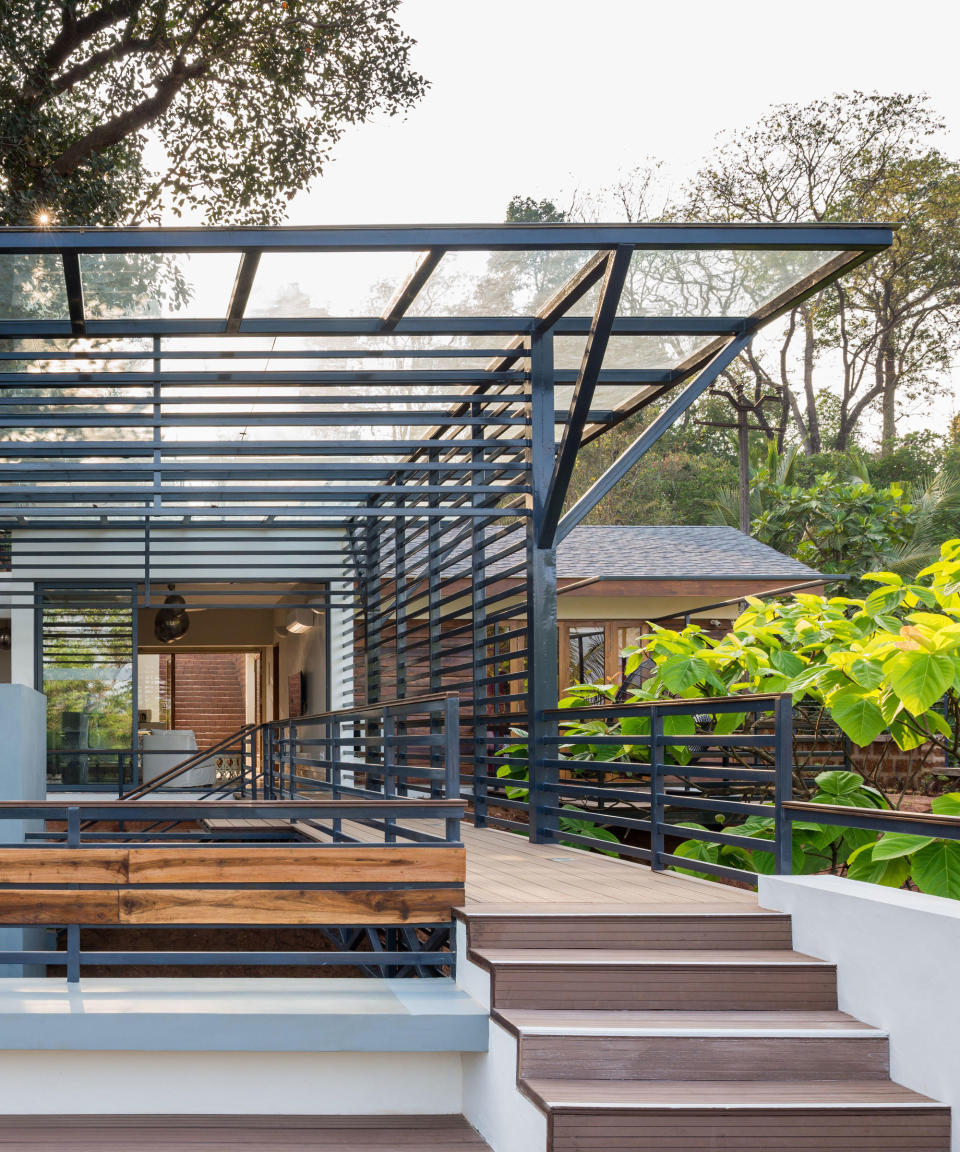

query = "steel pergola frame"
[[0, 222, 894, 802]]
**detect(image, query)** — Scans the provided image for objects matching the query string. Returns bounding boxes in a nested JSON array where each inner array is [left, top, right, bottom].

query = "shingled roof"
[[556, 525, 824, 581]]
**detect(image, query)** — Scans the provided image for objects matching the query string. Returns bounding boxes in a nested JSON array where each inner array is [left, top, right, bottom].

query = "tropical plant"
[[713, 448, 960, 586]]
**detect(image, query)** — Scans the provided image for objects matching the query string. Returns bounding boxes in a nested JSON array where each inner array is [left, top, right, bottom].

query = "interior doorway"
[[138, 651, 262, 746]]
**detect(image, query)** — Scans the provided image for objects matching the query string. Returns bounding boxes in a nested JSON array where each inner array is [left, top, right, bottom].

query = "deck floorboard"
[[335, 820, 756, 907]]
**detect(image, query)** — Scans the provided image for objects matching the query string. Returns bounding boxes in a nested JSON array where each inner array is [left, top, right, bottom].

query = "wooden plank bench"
[[0, 844, 466, 926]]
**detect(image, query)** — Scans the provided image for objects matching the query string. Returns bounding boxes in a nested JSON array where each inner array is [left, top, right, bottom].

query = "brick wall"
[[162, 653, 248, 751]]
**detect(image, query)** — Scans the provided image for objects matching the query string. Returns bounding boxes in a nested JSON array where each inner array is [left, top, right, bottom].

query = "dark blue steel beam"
[[538, 246, 632, 549], [380, 248, 445, 331], [554, 332, 756, 544], [225, 251, 261, 334], [0, 315, 741, 339], [61, 252, 85, 336], [0, 222, 895, 253]]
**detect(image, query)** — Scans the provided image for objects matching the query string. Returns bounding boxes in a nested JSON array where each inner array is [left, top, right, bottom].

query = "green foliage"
[[0, 1, 425, 225], [711, 445, 960, 587], [611, 542, 960, 897], [623, 540, 960, 772]]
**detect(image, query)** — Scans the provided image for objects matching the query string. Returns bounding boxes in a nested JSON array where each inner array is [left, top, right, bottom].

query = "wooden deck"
[[457, 824, 755, 907], [272, 817, 758, 907]]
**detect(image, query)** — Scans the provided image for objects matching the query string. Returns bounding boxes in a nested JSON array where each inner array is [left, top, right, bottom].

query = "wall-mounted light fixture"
[[285, 608, 315, 634]]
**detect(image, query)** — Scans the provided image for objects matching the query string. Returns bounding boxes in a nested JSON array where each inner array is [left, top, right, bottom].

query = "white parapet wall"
[[760, 874, 960, 1150], [456, 919, 549, 1152]]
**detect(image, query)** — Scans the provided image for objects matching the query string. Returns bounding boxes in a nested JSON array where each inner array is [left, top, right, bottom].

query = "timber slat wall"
[[0, 845, 465, 926]]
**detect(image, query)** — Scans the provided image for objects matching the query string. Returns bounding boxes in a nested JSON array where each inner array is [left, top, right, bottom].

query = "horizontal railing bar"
[[783, 801, 960, 839], [0, 950, 452, 966], [545, 695, 782, 717], [659, 819, 775, 854], [656, 851, 759, 885], [547, 828, 652, 861], [542, 805, 653, 834]]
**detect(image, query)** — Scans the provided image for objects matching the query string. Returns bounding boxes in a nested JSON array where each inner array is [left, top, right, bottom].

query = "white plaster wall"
[[0, 686, 48, 973], [328, 578, 355, 711], [0, 1051, 462, 1115], [760, 874, 960, 1150], [457, 921, 549, 1152]]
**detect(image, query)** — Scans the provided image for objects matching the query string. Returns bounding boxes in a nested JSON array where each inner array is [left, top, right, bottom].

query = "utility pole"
[[695, 384, 779, 536]]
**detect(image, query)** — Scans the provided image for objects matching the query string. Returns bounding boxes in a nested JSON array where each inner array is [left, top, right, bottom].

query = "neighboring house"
[[551, 525, 826, 688]]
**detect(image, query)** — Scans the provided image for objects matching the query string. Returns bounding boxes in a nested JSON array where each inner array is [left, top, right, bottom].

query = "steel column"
[[526, 332, 560, 845]]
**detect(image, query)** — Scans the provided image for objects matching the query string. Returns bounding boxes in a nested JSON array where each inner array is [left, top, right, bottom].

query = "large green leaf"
[[770, 649, 805, 677], [712, 710, 746, 736], [931, 792, 960, 816], [829, 687, 886, 746], [848, 658, 884, 691], [846, 844, 911, 887], [910, 840, 960, 899], [870, 831, 936, 860], [885, 649, 955, 716], [658, 654, 709, 693]]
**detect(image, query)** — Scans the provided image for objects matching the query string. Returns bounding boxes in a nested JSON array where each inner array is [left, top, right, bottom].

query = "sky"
[[288, 0, 960, 227]]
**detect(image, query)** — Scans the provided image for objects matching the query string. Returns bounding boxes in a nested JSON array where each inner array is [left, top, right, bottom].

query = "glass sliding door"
[[38, 584, 138, 790]]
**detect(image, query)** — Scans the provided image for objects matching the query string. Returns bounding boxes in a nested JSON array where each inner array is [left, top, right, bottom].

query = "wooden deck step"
[[493, 1007, 881, 1036], [460, 904, 794, 949], [524, 1080, 950, 1151], [201, 817, 328, 842], [0, 1115, 491, 1149], [516, 1031, 889, 1081], [470, 948, 838, 1011], [495, 1006, 889, 1082]]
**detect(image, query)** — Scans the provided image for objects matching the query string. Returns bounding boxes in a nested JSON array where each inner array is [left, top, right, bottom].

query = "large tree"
[[0, 0, 426, 226], [686, 92, 960, 453]]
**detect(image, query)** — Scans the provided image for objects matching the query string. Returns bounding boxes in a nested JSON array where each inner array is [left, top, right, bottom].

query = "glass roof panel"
[[0, 255, 68, 318], [406, 250, 596, 316], [612, 248, 839, 317], [80, 253, 240, 318], [554, 333, 717, 371], [246, 251, 425, 318]]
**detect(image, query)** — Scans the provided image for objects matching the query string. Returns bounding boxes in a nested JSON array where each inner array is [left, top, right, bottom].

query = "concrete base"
[[0, 976, 488, 1052], [0, 1050, 465, 1115]]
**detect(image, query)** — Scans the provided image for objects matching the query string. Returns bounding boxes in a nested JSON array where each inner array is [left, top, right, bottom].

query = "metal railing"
[[479, 692, 794, 884], [128, 693, 461, 819], [0, 797, 465, 981]]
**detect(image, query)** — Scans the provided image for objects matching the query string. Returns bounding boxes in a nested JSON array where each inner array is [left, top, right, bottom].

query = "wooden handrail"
[[784, 800, 960, 834]]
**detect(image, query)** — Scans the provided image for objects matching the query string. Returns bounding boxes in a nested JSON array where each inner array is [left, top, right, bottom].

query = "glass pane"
[[41, 588, 135, 788], [158, 333, 510, 373], [406, 250, 596, 316], [80, 253, 240, 318], [246, 251, 425, 317], [554, 333, 717, 371], [0, 255, 68, 319], [616, 248, 838, 317]]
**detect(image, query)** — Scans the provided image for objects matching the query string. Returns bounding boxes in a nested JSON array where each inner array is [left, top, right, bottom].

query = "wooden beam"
[[126, 845, 465, 885], [117, 886, 465, 925]]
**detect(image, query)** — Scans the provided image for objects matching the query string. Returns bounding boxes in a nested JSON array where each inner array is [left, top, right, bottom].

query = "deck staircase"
[[460, 903, 951, 1151]]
